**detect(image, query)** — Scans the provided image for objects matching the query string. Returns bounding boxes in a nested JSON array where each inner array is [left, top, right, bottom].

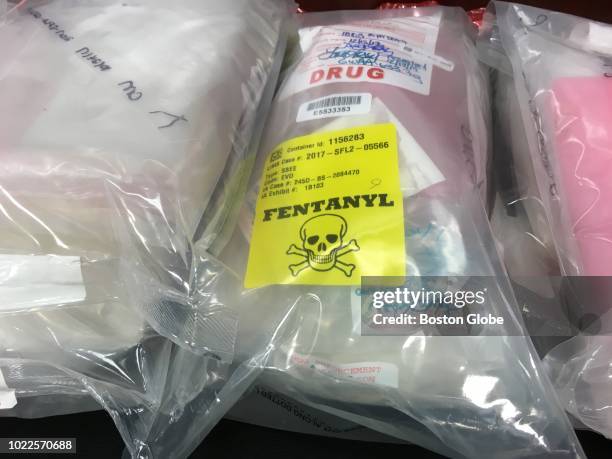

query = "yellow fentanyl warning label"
[[245, 123, 405, 288]]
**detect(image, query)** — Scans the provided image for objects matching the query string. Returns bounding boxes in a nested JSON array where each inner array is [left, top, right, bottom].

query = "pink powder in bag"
[[552, 77, 612, 276]]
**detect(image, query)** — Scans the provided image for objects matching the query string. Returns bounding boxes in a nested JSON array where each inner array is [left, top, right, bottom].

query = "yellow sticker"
[[245, 123, 405, 288]]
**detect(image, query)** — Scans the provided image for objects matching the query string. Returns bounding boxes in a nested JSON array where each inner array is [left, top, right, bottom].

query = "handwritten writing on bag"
[[27, 6, 145, 104], [27, 7, 73, 42], [25, 6, 188, 127], [280, 15, 442, 98], [75, 47, 112, 72]]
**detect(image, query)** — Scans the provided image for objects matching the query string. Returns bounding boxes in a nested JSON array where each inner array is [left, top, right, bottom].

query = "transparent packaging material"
[[139, 6, 585, 459], [0, 0, 289, 355], [483, 1, 612, 440], [226, 383, 404, 443], [0, 0, 290, 456], [478, 44, 566, 352]]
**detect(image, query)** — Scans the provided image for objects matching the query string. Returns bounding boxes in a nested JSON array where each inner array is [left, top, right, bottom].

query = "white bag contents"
[[0, 0, 290, 456], [0, 0, 288, 353]]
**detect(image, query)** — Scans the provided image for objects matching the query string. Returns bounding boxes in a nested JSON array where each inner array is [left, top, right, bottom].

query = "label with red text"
[[290, 352, 399, 388], [280, 13, 441, 98]]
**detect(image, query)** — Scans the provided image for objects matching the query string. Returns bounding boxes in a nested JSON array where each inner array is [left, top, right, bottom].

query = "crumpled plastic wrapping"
[[226, 383, 404, 442], [0, 0, 289, 355], [139, 6, 585, 459], [0, 0, 290, 456], [482, 1, 612, 440]]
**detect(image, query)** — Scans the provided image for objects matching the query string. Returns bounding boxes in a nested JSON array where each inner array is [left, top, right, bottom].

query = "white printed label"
[[291, 352, 398, 388], [403, 45, 455, 72], [0, 255, 85, 312], [0, 369, 17, 410], [297, 93, 372, 122], [281, 13, 442, 98]]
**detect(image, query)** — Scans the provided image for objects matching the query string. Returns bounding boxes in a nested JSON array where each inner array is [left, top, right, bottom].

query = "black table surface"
[[0, 412, 611, 458]]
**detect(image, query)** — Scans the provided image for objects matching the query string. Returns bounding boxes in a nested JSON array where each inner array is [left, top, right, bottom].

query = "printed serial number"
[[364, 141, 389, 150], [312, 106, 352, 116], [328, 133, 365, 144], [306, 151, 326, 160], [334, 146, 355, 154], [304, 183, 325, 190], [8, 440, 73, 451], [333, 169, 360, 178]]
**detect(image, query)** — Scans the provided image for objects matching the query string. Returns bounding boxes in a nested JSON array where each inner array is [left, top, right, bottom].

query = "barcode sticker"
[[296, 93, 372, 122]]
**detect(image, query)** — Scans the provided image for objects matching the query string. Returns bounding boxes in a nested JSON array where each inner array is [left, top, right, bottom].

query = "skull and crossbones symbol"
[[287, 214, 360, 277]]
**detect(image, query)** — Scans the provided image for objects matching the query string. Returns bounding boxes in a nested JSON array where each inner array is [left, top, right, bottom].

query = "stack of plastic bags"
[[482, 0, 612, 441], [139, 4, 585, 458], [0, 0, 290, 455]]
